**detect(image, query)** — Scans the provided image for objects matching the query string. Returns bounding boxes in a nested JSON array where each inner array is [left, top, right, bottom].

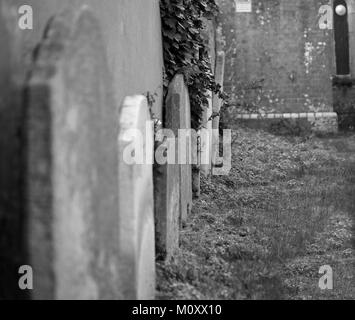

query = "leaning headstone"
[[200, 95, 213, 176], [25, 9, 122, 299], [165, 74, 193, 225], [212, 51, 226, 165], [154, 128, 180, 261], [118, 95, 156, 299]]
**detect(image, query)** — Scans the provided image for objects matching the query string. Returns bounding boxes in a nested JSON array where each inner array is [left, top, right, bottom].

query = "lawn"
[[157, 124, 355, 300]]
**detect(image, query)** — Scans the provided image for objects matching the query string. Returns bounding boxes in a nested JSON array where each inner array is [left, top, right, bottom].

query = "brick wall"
[[218, 0, 335, 113]]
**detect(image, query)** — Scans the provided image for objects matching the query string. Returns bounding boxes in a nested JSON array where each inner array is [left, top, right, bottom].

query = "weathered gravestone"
[[118, 95, 155, 299], [25, 9, 122, 299], [165, 74, 193, 225], [212, 51, 226, 166], [200, 19, 216, 177], [154, 128, 180, 261], [200, 96, 213, 176]]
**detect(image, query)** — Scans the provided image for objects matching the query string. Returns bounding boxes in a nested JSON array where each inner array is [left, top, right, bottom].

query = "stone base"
[[234, 112, 338, 134]]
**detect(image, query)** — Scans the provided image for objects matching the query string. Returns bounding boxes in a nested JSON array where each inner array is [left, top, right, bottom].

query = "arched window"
[[334, 0, 350, 75]]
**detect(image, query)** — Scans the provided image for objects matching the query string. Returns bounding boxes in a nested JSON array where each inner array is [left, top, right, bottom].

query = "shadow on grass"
[[157, 129, 355, 300]]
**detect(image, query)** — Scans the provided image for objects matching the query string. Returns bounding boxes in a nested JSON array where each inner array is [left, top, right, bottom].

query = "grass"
[[156, 124, 355, 300]]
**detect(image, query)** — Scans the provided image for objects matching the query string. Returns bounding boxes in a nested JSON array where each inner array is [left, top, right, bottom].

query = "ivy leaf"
[[160, 0, 225, 130]]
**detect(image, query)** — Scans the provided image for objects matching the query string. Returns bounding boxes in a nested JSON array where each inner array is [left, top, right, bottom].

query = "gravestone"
[[200, 95, 213, 176], [212, 51, 226, 165], [118, 95, 155, 299], [154, 129, 180, 261], [25, 9, 122, 299], [200, 19, 215, 176], [165, 74, 193, 225]]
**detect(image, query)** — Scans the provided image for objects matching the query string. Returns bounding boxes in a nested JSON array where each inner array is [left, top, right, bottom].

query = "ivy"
[[160, 0, 228, 130]]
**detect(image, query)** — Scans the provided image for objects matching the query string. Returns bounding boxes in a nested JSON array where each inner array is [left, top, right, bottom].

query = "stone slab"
[[234, 112, 339, 133], [118, 95, 155, 299], [201, 95, 213, 176], [25, 9, 121, 299], [165, 74, 193, 225], [153, 132, 180, 261], [212, 51, 226, 166]]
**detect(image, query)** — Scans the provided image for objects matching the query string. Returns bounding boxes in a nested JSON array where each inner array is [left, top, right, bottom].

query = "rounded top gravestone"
[[25, 7, 120, 299], [118, 95, 155, 300]]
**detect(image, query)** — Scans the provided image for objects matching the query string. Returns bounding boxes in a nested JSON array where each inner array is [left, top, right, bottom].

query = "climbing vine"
[[160, 0, 228, 130]]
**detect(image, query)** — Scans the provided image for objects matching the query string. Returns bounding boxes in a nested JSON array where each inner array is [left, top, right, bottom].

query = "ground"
[[156, 124, 355, 300]]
